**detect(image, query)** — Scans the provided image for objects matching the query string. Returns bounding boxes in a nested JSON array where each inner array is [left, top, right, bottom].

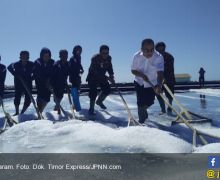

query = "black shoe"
[[167, 108, 173, 116], [57, 109, 61, 115], [159, 109, 166, 115], [138, 120, 145, 124], [159, 111, 166, 115], [54, 105, 59, 111], [96, 101, 107, 110], [167, 107, 172, 113], [20, 105, 29, 114], [88, 109, 96, 115]]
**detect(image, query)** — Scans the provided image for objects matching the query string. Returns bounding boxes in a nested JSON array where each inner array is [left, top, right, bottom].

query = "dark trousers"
[[88, 81, 111, 101], [53, 85, 65, 99], [0, 84, 4, 98], [35, 81, 51, 103], [199, 77, 205, 87], [156, 83, 174, 112], [134, 81, 155, 123], [14, 87, 31, 107]]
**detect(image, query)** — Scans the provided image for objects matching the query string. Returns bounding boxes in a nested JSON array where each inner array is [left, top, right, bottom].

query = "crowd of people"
[[0, 45, 116, 117], [0, 39, 179, 123]]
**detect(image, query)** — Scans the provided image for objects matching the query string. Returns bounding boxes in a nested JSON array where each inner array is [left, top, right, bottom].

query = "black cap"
[[59, 49, 68, 56], [40, 47, 51, 59], [155, 42, 166, 49], [99, 45, 109, 53], [20, 51, 29, 56], [72, 45, 82, 54]]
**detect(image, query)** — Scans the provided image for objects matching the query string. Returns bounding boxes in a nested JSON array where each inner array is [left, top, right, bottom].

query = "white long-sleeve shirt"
[[131, 51, 164, 88]]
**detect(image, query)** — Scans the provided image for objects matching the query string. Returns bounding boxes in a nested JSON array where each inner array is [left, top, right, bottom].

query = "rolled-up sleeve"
[[131, 55, 139, 71]]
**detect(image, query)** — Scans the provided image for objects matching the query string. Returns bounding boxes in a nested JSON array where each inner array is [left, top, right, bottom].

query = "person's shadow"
[[199, 94, 207, 109]]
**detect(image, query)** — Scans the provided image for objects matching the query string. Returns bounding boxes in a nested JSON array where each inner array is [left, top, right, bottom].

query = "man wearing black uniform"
[[199, 67, 206, 88], [0, 55, 7, 101], [51, 50, 70, 114], [86, 45, 115, 115], [69, 45, 84, 89], [69, 45, 84, 112], [155, 42, 175, 114], [8, 51, 34, 115], [33, 48, 55, 113]]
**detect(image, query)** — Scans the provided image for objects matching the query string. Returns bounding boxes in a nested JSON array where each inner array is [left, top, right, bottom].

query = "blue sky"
[[0, 0, 220, 85]]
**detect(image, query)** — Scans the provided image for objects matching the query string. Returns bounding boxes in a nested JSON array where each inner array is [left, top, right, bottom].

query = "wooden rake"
[[114, 84, 142, 126], [147, 80, 220, 150]]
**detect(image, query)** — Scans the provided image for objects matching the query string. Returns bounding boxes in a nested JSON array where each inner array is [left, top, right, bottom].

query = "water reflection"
[[200, 94, 207, 109]]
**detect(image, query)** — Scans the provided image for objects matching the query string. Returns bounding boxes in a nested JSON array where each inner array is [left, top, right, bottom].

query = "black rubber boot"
[[20, 105, 29, 114], [167, 99, 173, 114], [96, 93, 107, 109], [157, 95, 166, 115], [37, 102, 47, 113], [89, 100, 96, 115], [13, 105, 19, 116], [53, 105, 61, 115], [138, 106, 148, 124]]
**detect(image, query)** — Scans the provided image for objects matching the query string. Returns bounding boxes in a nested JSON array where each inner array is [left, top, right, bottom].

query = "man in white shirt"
[[131, 39, 164, 123]]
